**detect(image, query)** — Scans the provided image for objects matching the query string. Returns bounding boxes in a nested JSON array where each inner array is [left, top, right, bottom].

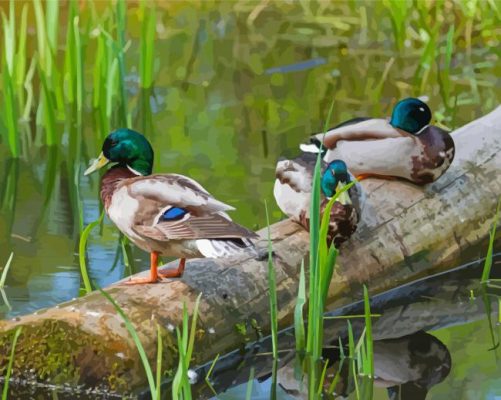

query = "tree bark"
[[0, 107, 500, 396]]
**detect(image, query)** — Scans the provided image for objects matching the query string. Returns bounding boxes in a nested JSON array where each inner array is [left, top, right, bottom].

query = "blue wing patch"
[[161, 207, 188, 221]]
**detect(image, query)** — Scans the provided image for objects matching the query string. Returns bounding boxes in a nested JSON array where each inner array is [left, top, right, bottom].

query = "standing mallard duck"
[[300, 98, 455, 185], [274, 154, 361, 247], [84, 128, 257, 284]]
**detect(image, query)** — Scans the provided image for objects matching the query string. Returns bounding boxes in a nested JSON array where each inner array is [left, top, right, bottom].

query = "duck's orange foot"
[[159, 258, 186, 279], [123, 276, 163, 285]]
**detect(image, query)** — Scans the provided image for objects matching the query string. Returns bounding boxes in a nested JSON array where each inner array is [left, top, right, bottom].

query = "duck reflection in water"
[[278, 330, 451, 400]]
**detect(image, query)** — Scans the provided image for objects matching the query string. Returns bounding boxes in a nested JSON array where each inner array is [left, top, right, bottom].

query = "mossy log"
[[0, 107, 500, 396]]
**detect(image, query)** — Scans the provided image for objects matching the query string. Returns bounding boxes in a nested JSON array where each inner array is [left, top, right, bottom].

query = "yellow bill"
[[335, 181, 352, 205], [84, 152, 110, 176]]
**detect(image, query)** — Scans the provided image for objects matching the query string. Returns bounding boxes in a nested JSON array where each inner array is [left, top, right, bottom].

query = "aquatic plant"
[[1, 326, 22, 400], [78, 212, 104, 294], [265, 200, 279, 399], [99, 287, 159, 399], [0, 253, 14, 289], [481, 198, 500, 283], [172, 294, 202, 400]]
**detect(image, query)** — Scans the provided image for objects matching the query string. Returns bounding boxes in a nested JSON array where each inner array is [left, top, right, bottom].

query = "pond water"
[[209, 254, 501, 400], [0, 1, 499, 399]]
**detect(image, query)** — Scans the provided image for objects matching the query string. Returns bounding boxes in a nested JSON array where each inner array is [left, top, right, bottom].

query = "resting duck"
[[274, 154, 361, 247], [84, 128, 257, 284], [300, 98, 455, 185]]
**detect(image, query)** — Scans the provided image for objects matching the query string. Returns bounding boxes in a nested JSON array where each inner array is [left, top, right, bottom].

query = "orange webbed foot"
[[159, 258, 186, 279]]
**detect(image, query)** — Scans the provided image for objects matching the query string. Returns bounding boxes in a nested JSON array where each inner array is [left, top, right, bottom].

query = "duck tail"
[[196, 237, 257, 258]]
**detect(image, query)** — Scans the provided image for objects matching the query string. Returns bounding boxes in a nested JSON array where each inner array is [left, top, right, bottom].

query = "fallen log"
[[0, 106, 500, 397]]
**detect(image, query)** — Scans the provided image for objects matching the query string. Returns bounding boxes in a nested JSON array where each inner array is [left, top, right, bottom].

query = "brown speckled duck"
[[84, 129, 257, 284], [300, 98, 455, 185], [274, 154, 362, 247]]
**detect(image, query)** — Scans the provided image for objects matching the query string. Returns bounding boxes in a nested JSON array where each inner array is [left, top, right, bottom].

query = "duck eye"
[[419, 107, 425, 112], [110, 140, 118, 147]]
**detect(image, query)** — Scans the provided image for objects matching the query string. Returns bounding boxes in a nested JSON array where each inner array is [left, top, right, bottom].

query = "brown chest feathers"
[[100, 166, 137, 209]]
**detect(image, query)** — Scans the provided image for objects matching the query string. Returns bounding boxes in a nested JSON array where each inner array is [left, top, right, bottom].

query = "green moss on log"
[[0, 320, 134, 392]]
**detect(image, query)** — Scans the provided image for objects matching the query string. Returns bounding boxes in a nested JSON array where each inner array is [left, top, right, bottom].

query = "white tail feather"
[[299, 143, 321, 153], [196, 238, 256, 258]]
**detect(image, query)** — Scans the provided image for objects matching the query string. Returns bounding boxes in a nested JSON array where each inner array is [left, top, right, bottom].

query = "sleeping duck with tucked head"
[[300, 98, 455, 185], [84, 128, 257, 284]]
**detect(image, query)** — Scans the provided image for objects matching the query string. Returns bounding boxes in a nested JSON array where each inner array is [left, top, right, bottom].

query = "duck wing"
[[303, 118, 411, 151], [121, 174, 257, 241]]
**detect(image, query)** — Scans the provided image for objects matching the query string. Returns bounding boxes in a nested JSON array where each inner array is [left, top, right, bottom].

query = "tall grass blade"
[[45, 1, 59, 55], [79, 212, 105, 294], [38, 66, 57, 146], [140, 0, 156, 89], [481, 197, 500, 282], [245, 367, 255, 400], [115, 0, 130, 127], [15, 4, 28, 111], [294, 260, 306, 353], [172, 294, 201, 400], [1, 326, 22, 400], [361, 285, 374, 399], [32, 0, 50, 74], [1, 65, 19, 157], [98, 287, 157, 399], [1, 2, 15, 76], [304, 98, 337, 398], [0, 252, 14, 288], [264, 200, 278, 359], [204, 354, 220, 397], [156, 323, 163, 400]]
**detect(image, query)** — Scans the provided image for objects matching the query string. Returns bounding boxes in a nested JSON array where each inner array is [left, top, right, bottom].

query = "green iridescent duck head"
[[321, 159, 350, 200], [84, 129, 154, 176], [390, 98, 432, 134]]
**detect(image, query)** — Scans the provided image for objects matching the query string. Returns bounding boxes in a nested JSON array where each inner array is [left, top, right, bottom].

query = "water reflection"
[[277, 331, 451, 399], [203, 254, 501, 399]]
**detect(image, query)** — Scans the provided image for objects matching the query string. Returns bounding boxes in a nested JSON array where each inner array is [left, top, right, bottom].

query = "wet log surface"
[[0, 107, 500, 397]]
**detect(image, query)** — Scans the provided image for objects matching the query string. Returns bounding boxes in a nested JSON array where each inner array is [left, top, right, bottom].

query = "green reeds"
[[382, 0, 410, 52], [437, 26, 455, 115], [79, 212, 104, 294], [0, 252, 14, 288], [99, 287, 159, 399], [245, 367, 255, 400], [172, 294, 202, 400], [64, 1, 85, 232], [139, 0, 156, 89], [1, 0, 20, 157], [1, 65, 19, 157], [156, 323, 163, 400], [294, 260, 306, 354], [115, 0, 130, 128], [358, 285, 374, 400], [204, 354, 220, 397], [481, 197, 500, 283], [33, 0, 65, 133], [264, 201, 278, 359], [265, 200, 279, 399], [1, 326, 22, 400], [305, 100, 338, 398]]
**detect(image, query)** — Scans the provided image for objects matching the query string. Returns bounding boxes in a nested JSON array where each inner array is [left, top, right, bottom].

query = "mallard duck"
[[300, 98, 455, 185], [274, 154, 361, 247], [84, 128, 258, 284]]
